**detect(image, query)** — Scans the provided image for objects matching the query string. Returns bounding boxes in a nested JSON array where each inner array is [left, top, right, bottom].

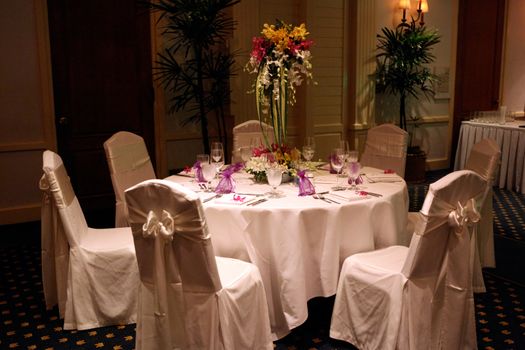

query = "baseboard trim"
[[0, 204, 40, 225]]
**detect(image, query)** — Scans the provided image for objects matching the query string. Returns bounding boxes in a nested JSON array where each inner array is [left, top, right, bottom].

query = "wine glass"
[[211, 142, 224, 173], [266, 167, 283, 198], [339, 140, 350, 175], [348, 161, 362, 191], [240, 146, 252, 162], [195, 154, 209, 181], [330, 148, 346, 190], [302, 136, 315, 163], [201, 163, 217, 192]]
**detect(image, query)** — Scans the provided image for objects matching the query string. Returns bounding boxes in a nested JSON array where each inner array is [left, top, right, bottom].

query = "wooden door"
[[47, 0, 154, 227], [452, 0, 506, 160]]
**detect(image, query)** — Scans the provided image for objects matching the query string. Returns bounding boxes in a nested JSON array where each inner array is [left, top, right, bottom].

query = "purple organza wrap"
[[298, 170, 315, 196], [215, 162, 244, 194], [193, 161, 205, 182], [328, 154, 338, 174]]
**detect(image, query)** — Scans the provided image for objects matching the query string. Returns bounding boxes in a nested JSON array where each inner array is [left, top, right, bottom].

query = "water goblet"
[[240, 146, 252, 163], [195, 154, 209, 181], [201, 163, 217, 192], [330, 148, 346, 190], [211, 145, 224, 173], [266, 167, 283, 198], [302, 145, 315, 162], [348, 161, 362, 191]]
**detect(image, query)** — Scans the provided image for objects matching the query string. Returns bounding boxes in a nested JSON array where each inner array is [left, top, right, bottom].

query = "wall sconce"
[[399, 0, 429, 27]]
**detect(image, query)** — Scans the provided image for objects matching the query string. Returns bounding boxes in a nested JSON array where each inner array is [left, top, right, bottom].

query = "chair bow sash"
[[143, 210, 175, 241], [138, 208, 209, 243], [415, 192, 480, 349], [447, 199, 480, 234]]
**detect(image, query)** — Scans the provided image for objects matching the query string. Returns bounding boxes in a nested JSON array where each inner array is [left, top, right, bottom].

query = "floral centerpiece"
[[246, 20, 314, 147], [244, 20, 314, 182], [245, 144, 301, 183]]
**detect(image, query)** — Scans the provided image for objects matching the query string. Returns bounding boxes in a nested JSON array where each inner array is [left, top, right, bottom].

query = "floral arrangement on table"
[[246, 20, 314, 148], [244, 144, 301, 183]]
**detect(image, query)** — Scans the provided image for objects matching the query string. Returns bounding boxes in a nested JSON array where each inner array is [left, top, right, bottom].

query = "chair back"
[[464, 138, 500, 197], [232, 120, 274, 162], [361, 124, 408, 177], [400, 170, 486, 349], [125, 179, 222, 349], [104, 131, 156, 227], [41, 150, 88, 247]]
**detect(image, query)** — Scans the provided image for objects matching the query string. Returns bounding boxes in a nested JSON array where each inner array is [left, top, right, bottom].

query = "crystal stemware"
[[211, 143, 224, 173], [330, 148, 346, 190], [348, 161, 362, 191], [201, 163, 217, 192], [266, 167, 283, 198]]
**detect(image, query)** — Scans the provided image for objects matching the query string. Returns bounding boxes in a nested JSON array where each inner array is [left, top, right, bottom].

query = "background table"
[[167, 168, 408, 339], [455, 120, 525, 193]]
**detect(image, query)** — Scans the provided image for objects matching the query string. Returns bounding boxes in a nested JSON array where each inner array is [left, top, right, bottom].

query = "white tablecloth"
[[454, 120, 525, 193], [167, 168, 409, 339]]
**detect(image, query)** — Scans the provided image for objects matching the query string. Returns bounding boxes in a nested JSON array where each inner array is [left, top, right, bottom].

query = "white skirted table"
[[167, 168, 409, 340], [455, 120, 525, 193]]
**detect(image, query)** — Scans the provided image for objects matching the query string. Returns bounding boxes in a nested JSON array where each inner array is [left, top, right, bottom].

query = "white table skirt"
[[454, 120, 525, 193], [167, 168, 409, 340]]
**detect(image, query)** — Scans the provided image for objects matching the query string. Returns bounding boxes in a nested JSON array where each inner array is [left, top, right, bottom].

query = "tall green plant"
[[146, 0, 240, 155], [375, 22, 440, 132]]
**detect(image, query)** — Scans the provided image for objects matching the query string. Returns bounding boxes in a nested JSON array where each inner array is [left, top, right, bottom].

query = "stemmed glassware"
[[266, 166, 283, 198], [302, 137, 316, 163], [211, 142, 224, 174], [347, 159, 362, 191], [240, 146, 252, 163], [339, 140, 350, 175], [201, 162, 217, 192], [330, 148, 346, 190]]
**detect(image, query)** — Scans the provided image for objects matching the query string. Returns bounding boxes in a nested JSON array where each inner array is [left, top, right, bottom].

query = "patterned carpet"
[[1, 170, 524, 349]]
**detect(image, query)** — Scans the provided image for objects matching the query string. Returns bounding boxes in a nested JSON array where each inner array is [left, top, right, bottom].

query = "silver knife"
[[247, 198, 268, 206]]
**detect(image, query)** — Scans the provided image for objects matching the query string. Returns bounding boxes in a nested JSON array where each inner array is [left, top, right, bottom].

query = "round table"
[[167, 167, 409, 339]]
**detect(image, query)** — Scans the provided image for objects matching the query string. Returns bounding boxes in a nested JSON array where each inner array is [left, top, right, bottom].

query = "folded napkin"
[[365, 173, 403, 183], [328, 190, 369, 202], [213, 193, 257, 205]]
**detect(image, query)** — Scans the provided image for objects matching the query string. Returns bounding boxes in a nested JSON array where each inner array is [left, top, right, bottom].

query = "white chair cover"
[[125, 179, 273, 350], [40, 150, 139, 330], [464, 138, 501, 292], [361, 124, 408, 178], [232, 120, 275, 162], [104, 131, 156, 227], [330, 170, 486, 350]]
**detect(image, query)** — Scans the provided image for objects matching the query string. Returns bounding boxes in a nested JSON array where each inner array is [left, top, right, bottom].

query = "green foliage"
[[375, 22, 440, 131], [145, 0, 240, 154]]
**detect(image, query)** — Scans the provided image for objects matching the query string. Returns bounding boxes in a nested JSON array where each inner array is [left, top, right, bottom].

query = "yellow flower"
[[290, 23, 309, 41]]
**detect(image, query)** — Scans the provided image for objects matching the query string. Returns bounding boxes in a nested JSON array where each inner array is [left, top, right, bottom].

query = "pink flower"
[[251, 36, 269, 63]]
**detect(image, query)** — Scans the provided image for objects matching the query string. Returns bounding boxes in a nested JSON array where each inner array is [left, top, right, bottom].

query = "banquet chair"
[[40, 150, 138, 330], [232, 120, 274, 162], [360, 123, 408, 178], [464, 138, 501, 292], [330, 170, 486, 350], [104, 131, 156, 227], [125, 179, 273, 350]]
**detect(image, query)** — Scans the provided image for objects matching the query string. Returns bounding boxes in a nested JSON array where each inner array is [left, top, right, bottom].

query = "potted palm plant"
[[145, 0, 240, 155], [375, 21, 440, 182]]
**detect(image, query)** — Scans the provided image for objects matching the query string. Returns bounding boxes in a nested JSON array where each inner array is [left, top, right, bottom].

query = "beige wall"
[[502, 0, 525, 115], [0, 1, 56, 225], [375, 0, 456, 169]]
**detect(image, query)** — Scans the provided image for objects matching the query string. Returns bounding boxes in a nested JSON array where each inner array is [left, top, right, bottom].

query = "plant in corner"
[[375, 21, 440, 155], [145, 0, 240, 155]]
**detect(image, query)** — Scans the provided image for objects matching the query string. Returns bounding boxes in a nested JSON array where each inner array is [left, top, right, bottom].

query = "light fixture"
[[398, 0, 429, 27]]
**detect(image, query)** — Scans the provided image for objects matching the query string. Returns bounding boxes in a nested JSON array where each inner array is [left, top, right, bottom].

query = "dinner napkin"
[[213, 193, 257, 205], [328, 190, 369, 202], [365, 173, 403, 183]]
